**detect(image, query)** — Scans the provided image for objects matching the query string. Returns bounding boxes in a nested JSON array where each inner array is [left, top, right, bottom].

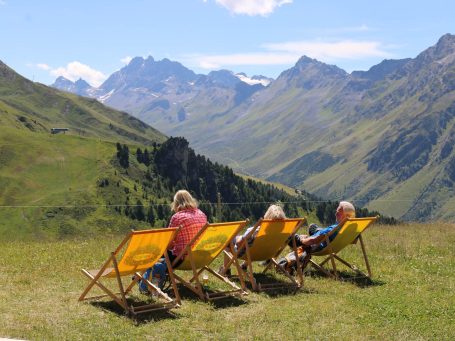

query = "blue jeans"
[[138, 250, 183, 292]]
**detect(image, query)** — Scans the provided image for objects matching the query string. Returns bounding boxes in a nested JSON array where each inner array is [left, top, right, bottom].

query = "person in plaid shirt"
[[139, 190, 207, 294], [168, 190, 208, 258]]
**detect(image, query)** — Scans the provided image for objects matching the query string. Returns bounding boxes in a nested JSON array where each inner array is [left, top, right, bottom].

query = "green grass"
[[1, 223, 453, 340], [0, 127, 153, 239]]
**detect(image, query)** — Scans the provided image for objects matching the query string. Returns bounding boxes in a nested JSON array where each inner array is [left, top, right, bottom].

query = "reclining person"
[[221, 204, 287, 274], [139, 190, 207, 293], [278, 201, 356, 273]]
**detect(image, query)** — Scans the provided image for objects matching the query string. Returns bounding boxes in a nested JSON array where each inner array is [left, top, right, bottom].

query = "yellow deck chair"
[[222, 218, 306, 292], [171, 220, 249, 301], [308, 216, 378, 279], [79, 228, 181, 316]]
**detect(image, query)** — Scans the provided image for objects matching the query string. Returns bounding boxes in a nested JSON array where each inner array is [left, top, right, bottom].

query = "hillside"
[[0, 60, 166, 146], [0, 128, 320, 240]]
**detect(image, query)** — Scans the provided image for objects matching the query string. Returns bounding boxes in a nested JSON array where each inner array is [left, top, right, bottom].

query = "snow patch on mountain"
[[235, 73, 272, 86], [98, 89, 115, 103]]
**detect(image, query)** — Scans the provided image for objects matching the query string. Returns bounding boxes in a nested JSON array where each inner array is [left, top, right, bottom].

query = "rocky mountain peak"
[[127, 56, 145, 70], [413, 33, 455, 67], [278, 55, 348, 89], [205, 69, 240, 88], [52, 76, 75, 92]]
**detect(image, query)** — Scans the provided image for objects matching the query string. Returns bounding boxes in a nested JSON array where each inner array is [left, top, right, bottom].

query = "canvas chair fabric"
[[224, 218, 306, 292], [172, 220, 249, 301], [307, 216, 378, 279], [79, 228, 181, 316]]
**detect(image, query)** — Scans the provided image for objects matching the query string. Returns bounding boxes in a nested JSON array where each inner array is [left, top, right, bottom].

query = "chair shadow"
[[175, 283, 248, 309], [90, 295, 180, 324], [304, 269, 386, 288], [228, 272, 309, 297], [209, 295, 248, 309]]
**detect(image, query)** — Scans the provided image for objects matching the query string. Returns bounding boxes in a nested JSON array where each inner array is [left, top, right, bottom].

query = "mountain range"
[[51, 34, 455, 221]]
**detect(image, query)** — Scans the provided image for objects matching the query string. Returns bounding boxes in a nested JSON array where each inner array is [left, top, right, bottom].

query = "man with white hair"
[[298, 201, 356, 250], [278, 201, 356, 272]]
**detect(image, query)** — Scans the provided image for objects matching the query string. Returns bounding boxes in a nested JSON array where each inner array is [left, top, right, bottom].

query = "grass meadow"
[[0, 223, 454, 340]]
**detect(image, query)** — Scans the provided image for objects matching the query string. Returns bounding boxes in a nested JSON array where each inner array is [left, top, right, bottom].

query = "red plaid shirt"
[[168, 208, 207, 256]]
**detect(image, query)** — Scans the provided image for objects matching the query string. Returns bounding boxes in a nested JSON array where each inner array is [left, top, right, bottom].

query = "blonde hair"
[[339, 201, 356, 218], [171, 190, 198, 212], [264, 204, 286, 220]]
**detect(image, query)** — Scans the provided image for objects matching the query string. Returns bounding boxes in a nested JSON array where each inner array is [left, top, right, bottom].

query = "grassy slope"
[[0, 223, 453, 340], [0, 60, 166, 146], [0, 61, 168, 239], [0, 127, 152, 239]]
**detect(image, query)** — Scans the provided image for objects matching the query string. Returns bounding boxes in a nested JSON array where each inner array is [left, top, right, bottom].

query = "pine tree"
[[134, 200, 145, 221], [136, 148, 143, 163]]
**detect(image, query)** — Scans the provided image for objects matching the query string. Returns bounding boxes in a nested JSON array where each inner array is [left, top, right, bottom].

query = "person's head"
[[264, 204, 286, 220], [336, 201, 355, 222], [171, 190, 198, 212]]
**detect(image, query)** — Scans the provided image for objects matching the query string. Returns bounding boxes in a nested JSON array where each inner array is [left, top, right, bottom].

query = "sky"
[[0, 0, 454, 87]]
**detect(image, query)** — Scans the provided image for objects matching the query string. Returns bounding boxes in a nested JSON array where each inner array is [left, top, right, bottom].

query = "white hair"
[[339, 201, 356, 217]]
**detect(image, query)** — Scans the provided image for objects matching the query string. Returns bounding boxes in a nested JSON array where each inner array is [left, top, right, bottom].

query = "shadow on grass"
[[209, 295, 248, 309], [176, 284, 248, 309], [304, 269, 386, 288], [227, 272, 312, 297], [90, 297, 180, 324]]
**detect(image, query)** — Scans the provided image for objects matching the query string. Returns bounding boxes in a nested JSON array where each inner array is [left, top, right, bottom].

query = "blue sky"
[[1, 0, 453, 86]]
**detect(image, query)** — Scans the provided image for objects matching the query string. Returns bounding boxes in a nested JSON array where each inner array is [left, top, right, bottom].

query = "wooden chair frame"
[[79, 229, 181, 316], [171, 221, 249, 301], [221, 218, 306, 292], [306, 216, 378, 280]]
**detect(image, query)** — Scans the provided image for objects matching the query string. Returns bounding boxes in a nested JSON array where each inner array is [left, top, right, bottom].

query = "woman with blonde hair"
[[139, 190, 207, 294], [167, 190, 208, 259], [220, 204, 286, 274]]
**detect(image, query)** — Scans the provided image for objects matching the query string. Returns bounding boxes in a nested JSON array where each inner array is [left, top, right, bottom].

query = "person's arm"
[[298, 234, 325, 246]]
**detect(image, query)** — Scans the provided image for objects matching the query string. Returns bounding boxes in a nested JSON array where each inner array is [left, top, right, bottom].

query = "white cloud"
[[263, 40, 390, 60], [191, 52, 298, 69], [36, 63, 51, 71], [120, 56, 133, 65], [215, 0, 292, 16], [50, 61, 106, 87], [185, 39, 391, 70], [0, 0, 6, 5]]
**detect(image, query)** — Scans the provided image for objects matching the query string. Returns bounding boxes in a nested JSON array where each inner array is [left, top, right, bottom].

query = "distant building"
[[51, 128, 69, 134]]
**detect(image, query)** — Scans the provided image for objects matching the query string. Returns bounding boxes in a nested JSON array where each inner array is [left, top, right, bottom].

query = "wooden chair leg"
[[292, 236, 304, 286], [164, 252, 181, 305], [358, 234, 372, 278], [188, 251, 205, 300], [111, 254, 129, 313], [244, 244, 258, 291], [80, 270, 127, 310]]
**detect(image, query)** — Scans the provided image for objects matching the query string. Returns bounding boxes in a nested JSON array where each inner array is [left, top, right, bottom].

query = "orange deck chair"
[[307, 216, 378, 279], [79, 228, 181, 316], [222, 218, 306, 292], [171, 220, 249, 301]]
